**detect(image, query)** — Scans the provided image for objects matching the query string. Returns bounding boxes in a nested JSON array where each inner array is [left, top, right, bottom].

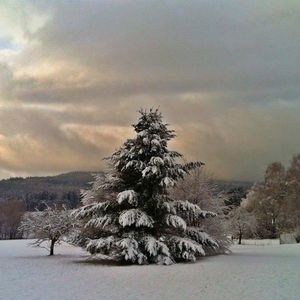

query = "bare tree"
[[285, 154, 300, 231], [229, 207, 257, 244], [19, 205, 75, 255], [242, 162, 286, 238], [171, 168, 231, 254]]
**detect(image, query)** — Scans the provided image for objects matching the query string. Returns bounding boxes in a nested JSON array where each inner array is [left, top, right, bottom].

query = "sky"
[[0, 0, 299, 181]]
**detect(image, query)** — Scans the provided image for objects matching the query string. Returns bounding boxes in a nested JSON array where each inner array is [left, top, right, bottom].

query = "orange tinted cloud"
[[0, 1, 300, 180]]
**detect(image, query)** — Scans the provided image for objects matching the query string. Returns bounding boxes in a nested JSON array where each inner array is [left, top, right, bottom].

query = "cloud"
[[0, 106, 133, 174], [0, 0, 299, 180]]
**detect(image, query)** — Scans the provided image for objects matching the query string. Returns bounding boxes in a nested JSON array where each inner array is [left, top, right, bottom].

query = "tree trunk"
[[238, 232, 242, 245], [50, 239, 56, 256]]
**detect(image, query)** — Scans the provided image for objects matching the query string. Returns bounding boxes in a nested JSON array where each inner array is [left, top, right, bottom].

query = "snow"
[[117, 190, 137, 205], [118, 209, 154, 228], [1, 240, 300, 300], [160, 176, 175, 187], [85, 215, 113, 229], [165, 214, 187, 230], [236, 239, 281, 246], [143, 236, 170, 257], [116, 237, 144, 263]]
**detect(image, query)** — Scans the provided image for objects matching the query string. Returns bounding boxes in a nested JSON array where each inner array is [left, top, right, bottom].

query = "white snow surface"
[[1, 240, 299, 300]]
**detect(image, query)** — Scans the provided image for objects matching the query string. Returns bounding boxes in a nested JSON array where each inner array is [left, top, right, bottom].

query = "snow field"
[[0, 240, 300, 300]]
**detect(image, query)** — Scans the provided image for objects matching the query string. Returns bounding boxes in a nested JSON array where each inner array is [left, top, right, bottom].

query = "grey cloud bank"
[[0, 0, 299, 180]]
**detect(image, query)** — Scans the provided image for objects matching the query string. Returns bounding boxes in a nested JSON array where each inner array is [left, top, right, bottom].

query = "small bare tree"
[[19, 205, 75, 255], [229, 207, 257, 244]]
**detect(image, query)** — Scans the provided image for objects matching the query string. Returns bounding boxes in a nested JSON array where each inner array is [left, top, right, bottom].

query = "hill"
[[0, 172, 252, 210], [0, 172, 96, 210]]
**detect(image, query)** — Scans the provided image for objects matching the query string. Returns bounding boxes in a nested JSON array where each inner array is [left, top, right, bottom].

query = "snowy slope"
[[0, 240, 299, 300]]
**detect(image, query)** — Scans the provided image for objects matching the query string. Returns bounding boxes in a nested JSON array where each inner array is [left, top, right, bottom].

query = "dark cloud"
[[0, 0, 300, 180]]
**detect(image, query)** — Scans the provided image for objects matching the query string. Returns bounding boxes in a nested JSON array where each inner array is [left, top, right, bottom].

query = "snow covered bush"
[[19, 205, 75, 255], [74, 109, 218, 265]]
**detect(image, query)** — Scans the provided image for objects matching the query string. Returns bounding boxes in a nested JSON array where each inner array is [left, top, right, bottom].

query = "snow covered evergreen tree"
[[74, 109, 218, 264]]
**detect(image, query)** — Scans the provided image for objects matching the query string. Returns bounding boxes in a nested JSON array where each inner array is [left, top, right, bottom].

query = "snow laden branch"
[[167, 236, 205, 262], [119, 209, 154, 228], [117, 190, 138, 205], [173, 200, 217, 218], [73, 201, 113, 219], [165, 214, 187, 230], [185, 227, 219, 249], [85, 215, 115, 229]]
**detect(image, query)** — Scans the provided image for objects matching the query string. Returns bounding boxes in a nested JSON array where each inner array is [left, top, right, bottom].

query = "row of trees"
[[24, 191, 80, 211], [0, 180, 87, 240], [0, 200, 25, 239], [0, 191, 79, 240], [227, 155, 300, 243], [0, 172, 92, 211], [242, 156, 300, 238]]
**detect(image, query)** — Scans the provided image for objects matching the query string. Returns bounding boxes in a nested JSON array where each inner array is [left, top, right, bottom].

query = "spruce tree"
[[74, 109, 218, 264]]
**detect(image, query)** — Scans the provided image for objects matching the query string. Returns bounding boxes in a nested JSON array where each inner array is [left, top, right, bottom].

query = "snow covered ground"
[[0, 240, 299, 300]]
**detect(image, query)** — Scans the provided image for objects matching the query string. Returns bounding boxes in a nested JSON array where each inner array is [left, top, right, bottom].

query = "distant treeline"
[[0, 171, 251, 240], [0, 172, 95, 210], [0, 171, 251, 210]]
